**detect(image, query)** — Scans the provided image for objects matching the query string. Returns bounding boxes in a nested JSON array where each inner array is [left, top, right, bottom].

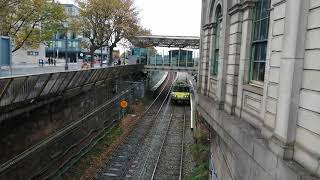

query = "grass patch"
[[188, 128, 210, 180]]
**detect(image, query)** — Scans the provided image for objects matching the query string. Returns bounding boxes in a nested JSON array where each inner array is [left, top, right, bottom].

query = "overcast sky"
[[58, 0, 201, 37]]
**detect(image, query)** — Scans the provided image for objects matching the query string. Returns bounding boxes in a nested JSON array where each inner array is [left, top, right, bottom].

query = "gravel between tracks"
[[182, 105, 195, 179], [150, 105, 185, 180]]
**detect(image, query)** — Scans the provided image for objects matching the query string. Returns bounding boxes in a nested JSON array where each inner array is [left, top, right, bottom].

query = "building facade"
[[46, 4, 81, 63], [46, 4, 108, 64], [197, 0, 320, 179], [12, 44, 46, 66]]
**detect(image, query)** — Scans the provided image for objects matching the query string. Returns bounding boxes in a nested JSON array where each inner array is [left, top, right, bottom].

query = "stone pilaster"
[[235, 3, 255, 118], [273, 0, 308, 159], [215, 1, 231, 110], [200, 25, 213, 95], [223, 10, 241, 115]]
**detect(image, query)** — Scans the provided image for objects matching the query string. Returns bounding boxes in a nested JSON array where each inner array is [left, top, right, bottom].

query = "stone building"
[[196, 0, 320, 179]]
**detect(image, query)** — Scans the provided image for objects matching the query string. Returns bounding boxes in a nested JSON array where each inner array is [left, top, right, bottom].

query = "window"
[[173, 86, 189, 93], [57, 33, 65, 39], [68, 7, 73, 16], [57, 41, 62, 48], [211, 6, 222, 76], [27, 51, 39, 56], [250, 0, 270, 82]]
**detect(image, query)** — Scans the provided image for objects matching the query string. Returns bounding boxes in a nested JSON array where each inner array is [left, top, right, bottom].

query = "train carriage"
[[171, 73, 190, 104]]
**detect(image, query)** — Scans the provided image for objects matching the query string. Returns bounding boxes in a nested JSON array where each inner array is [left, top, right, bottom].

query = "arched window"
[[211, 5, 222, 75], [250, 0, 270, 82]]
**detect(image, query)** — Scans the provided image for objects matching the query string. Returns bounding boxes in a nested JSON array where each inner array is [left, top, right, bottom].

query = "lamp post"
[[64, 36, 69, 70], [63, 22, 69, 70], [100, 46, 103, 67]]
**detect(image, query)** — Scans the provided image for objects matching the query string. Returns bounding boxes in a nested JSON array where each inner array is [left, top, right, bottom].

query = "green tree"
[[77, 0, 146, 65], [0, 0, 66, 52], [107, 0, 140, 63], [77, 0, 118, 65]]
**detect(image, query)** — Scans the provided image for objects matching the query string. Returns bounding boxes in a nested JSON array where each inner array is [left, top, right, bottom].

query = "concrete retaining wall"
[[0, 65, 144, 179]]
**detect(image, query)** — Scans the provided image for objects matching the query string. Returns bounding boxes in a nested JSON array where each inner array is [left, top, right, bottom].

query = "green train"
[[171, 73, 190, 104]]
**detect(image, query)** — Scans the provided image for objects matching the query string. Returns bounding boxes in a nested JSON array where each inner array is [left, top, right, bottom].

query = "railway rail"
[[148, 106, 186, 180]]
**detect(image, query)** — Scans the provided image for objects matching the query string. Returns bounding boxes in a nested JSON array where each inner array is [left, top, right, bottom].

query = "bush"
[[191, 144, 209, 165], [193, 128, 209, 144], [188, 127, 210, 180], [188, 164, 209, 180]]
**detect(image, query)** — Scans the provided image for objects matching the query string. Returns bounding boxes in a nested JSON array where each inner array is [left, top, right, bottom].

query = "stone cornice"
[[202, 23, 214, 30], [228, 0, 256, 15], [272, 0, 286, 7]]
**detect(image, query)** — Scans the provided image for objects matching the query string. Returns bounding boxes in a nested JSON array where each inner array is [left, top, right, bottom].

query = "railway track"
[[149, 106, 186, 180], [96, 73, 175, 179]]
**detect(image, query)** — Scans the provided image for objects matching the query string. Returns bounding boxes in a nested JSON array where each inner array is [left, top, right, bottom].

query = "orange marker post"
[[120, 100, 128, 109]]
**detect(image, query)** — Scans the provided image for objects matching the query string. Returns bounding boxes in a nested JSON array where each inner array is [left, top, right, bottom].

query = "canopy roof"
[[130, 35, 200, 49]]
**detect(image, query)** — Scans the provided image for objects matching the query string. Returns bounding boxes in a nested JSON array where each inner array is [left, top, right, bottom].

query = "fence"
[[0, 65, 143, 109]]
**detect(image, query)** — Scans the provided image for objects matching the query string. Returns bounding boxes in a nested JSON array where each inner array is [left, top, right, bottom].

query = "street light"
[[100, 46, 103, 67], [63, 22, 69, 70]]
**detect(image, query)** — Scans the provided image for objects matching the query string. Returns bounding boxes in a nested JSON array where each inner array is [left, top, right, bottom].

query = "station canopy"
[[130, 35, 200, 49]]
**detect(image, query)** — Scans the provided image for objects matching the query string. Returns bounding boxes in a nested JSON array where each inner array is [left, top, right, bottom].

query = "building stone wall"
[[197, 0, 320, 179], [295, 0, 320, 175], [12, 44, 46, 65]]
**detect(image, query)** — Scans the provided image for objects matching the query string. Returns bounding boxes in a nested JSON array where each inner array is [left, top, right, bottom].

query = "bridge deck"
[[144, 65, 197, 73], [131, 35, 200, 48]]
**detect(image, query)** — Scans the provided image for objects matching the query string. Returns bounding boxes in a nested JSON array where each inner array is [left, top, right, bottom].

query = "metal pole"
[[65, 35, 68, 70], [154, 51, 156, 66], [186, 50, 188, 67], [178, 49, 181, 67], [139, 48, 142, 64], [76, 52, 78, 66], [192, 50, 195, 67], [100, 46, 103, 67], [197, 52, 199, 66], [9, 37, 12, 76], [170, 50, 172, 67], [147, 48, 149, 65], [54, 42, 56, 62], [162, 49, 164, 66]]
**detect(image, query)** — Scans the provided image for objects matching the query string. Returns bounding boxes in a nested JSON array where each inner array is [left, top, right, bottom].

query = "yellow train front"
[[171, 82, 190, 104]]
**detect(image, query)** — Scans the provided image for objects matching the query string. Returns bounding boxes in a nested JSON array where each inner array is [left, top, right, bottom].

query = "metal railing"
[[0, 65, 143, 110], [147, 57, 198, 67]]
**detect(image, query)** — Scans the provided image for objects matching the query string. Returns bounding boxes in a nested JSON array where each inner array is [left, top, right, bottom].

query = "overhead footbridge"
[[130, 35, 200, 73]]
